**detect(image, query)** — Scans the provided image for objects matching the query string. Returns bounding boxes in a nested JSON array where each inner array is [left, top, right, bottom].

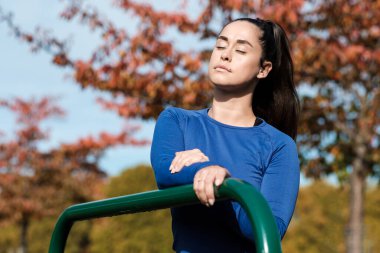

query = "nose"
[[221, 48, 232, 62]]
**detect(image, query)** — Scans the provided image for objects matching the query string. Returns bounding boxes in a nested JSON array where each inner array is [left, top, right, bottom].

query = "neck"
[[209, 87, 256, 127]]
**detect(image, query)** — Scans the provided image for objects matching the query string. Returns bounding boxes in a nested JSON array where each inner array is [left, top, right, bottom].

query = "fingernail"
[[209, 199, 215, 206], [169, 166, 173, 171], [215, 179, 220, 186]]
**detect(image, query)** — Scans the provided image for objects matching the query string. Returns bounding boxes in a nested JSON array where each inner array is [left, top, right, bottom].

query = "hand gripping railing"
[[49, 178, 282, 253]]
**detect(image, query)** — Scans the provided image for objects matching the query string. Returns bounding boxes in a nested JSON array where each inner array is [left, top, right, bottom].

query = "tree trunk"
[[346, 157, 366, 253], [19, 218, 29, 253]]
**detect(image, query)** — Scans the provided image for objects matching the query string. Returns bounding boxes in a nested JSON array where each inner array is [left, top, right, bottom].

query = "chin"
[[213, 83, 242, 91], [212, 80, 256, 93], [209, 75, 232, 85], [210, 77, 241, 87]]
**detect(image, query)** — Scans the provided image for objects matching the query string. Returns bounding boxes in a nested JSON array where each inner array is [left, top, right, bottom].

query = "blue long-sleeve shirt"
[[150, 107, 300, 253]]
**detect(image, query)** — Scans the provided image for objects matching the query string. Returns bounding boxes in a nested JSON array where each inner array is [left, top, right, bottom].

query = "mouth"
[[214, 65, 232, 72]]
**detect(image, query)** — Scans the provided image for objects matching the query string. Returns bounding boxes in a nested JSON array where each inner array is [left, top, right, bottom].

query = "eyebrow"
[[217, 35, 254, 48]]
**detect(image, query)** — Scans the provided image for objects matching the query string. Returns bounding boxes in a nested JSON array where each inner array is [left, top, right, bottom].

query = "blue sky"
[[0, 0, 163, 175], [0, 0, 227, 175], [0, 0, 214, 176], [0, 1, 317, 184]]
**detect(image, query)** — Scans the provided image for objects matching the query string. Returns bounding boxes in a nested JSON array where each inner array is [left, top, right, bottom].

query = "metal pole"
[[48, 178, 281, 253]]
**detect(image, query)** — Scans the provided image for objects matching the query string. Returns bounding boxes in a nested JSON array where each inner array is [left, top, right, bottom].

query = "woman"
[[151, 17, 300, 253]]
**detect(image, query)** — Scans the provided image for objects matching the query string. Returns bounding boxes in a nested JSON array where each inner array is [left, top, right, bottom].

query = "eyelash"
[[216, 46, 246, 54]]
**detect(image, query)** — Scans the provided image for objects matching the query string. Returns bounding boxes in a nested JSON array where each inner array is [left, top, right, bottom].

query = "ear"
[[257, 61, 272, 79]]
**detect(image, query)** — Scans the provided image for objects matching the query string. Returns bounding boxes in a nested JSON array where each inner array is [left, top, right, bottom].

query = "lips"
[[214, 64, 232, 72]]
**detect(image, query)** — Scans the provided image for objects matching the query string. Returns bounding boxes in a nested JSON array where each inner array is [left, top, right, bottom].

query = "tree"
[[283, 181, 348, 253], [282, 181, 380, 253], [89, 165, 172, 253], [364, 185, 380, 252], [293, 2, 380, 253], [0, 97, 147, 253], [2, 178, 379, 253], [1, 1, 379, 252]]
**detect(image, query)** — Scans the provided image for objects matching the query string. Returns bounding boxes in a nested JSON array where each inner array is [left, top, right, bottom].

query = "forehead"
[[219, 21, 262, 44]]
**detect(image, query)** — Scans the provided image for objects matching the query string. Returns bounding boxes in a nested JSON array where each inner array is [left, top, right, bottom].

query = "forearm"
[[231, 140, 299, 241], [151, 153, 216, 189], [232, 202, 286, 241], [150, 108, 218, 189]]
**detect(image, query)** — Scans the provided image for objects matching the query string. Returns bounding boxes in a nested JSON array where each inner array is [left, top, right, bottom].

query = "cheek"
[[234, 58, 261, 81], [208, 50, 218, 75]]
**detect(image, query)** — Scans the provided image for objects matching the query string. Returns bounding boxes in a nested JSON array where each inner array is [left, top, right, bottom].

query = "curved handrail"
[[48, 178, 282, 253]]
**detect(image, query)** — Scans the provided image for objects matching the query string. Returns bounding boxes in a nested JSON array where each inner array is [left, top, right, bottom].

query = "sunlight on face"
[[208, 21, 264, 90]]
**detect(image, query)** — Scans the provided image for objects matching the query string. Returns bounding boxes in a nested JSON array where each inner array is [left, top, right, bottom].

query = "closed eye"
[[236, 50, 246, 54], [216, 46, 225, 49]]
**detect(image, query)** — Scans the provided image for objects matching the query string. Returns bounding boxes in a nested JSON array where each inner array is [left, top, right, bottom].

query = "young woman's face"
[[208, 21, 264, 90]]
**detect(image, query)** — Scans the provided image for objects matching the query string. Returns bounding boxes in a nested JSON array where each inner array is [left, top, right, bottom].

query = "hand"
[[193, 166, 231, 207], [170, 148, 209, 173]]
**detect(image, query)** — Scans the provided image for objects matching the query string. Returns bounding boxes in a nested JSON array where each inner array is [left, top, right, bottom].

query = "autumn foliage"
[[0, 0, 379, 253], [0, 97, 147, 252], [0, 96, 148, 220]]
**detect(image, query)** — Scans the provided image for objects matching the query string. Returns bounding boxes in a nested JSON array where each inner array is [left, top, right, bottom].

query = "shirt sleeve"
[[232, 138, 300, 240], [150, 108, 217, 189]]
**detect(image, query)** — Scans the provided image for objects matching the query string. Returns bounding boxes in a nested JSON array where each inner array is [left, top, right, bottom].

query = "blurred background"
[[0, 0, 379, 252]]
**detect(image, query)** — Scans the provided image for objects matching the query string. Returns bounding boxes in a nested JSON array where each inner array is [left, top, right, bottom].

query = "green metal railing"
[[49, 178, 282, 253]]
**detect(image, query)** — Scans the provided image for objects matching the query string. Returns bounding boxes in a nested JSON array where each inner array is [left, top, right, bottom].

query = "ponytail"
[[229, 18, 300, 140]]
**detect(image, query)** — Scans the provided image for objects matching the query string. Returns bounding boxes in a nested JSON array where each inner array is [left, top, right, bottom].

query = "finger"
[[183, 156, 203, 167], [172, 150, 199, 173], [204, 175, 216, 206], [172, 149, 206, 170], [194, 149, 209, 161], [194, 173, 208, 206], [172, 159, 188, 173], [201, 155, 209, 162], [176, 155, 192, 171], [192, 148, 201, 153], [193, 176, 199, 195], [215, 168, 230, 186], [170, 152, 180, 171], [198, 181, 209, 206], [172, 153, 190, 173], [173, 154, 207, 173], [214, 171, 224, 186], [194, 179, 208, 205], [170, 152, 183, 173]]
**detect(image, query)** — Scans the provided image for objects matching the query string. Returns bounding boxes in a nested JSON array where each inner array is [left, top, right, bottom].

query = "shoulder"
[[258, 122, 298, 153], [157, 106, 206, 127], [158, 106, 205, 121], [258, 123, 299, 173]]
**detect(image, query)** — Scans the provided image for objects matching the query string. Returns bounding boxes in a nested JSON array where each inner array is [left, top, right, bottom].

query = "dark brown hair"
[[224, 18, 300, 140]]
